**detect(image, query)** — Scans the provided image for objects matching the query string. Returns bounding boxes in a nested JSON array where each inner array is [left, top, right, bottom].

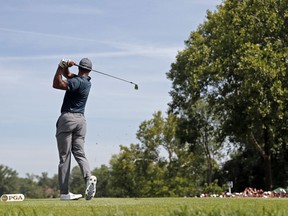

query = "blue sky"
[[0, 0, 222, 177]]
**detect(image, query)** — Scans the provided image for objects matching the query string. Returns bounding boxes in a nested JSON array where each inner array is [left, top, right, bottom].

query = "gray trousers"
[[56, 112, 91, 194]]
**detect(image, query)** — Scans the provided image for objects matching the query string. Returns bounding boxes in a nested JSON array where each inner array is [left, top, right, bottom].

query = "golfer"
[[53, 58, 97, 200]]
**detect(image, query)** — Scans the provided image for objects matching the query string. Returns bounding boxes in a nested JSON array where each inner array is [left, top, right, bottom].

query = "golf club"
[[74, 63, 139, 90]]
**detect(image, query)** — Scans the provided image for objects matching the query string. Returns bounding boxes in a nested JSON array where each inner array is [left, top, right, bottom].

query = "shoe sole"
[[60, 197, 82, 200], [60, 195, 82, 200], [85, 176, 97, 200], [71, 196, 82, 200]]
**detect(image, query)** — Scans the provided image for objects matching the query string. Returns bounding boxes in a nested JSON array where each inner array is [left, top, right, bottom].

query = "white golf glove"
[[59, 58, 71, 68]]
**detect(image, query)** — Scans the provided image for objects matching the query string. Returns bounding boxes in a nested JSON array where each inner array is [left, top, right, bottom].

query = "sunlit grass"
[[0, 197, 288, 216]]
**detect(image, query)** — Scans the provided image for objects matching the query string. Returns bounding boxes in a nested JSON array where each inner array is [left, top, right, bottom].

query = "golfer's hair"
[[79, 67, 91, 73]]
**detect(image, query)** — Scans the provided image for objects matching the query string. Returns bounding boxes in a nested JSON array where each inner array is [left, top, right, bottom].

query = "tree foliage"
[[92, 165, 112, 197], [108, 111, 223, 197], [0, 165, 18, 195], [167, 0, 288, 190]]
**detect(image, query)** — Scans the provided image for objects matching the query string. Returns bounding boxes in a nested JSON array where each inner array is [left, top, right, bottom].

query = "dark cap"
[[79, 58, 92, 70]]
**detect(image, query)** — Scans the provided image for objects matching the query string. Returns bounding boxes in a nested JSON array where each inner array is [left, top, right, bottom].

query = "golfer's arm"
[[62, 67, 75, 79], [53, 66, 68, 90]]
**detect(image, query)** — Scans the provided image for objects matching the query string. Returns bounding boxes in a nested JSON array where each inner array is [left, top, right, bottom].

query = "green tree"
[[109, 145, 139, 197], [176, 100, 222, 186], [167, 0, 288, 190], [36, 172, 58, 198], [220, 148, 265, 192], [19, 174, 43, 198], [92, 165, 112, 197], [136, 111, 205, 196], [0, 165, 19, 195], [109, 111, 222, 197], [70, 166, 86, 195], [109, 144, 168, 197]]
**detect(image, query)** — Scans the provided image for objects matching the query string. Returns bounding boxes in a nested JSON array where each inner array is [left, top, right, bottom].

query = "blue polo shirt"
[[61, 75, 91, 114]]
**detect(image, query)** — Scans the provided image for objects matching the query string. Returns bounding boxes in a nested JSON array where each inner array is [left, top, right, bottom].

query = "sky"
[[0, 0, 222, 178]]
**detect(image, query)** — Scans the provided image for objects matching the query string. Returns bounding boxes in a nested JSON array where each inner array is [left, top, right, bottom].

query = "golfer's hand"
[[68, 61, 75, 67], [59, 59, 74, 68]]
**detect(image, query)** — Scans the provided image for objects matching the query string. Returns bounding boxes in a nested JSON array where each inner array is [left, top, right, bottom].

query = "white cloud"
[[0, 1, 103, 15], [0, 28, 181, 60]]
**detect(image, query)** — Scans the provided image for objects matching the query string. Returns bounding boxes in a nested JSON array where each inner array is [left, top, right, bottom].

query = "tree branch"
[[249, 131, 266, 159]]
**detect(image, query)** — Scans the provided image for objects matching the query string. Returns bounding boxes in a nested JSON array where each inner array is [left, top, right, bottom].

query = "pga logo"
[[1, 194, 25, 202]]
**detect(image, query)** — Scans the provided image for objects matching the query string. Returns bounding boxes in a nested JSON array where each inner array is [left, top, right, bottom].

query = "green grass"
[[0, 197, 288, 216]]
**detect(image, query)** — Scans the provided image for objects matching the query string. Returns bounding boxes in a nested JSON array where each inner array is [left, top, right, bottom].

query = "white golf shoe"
[[85, 175, 97, 200], [60, 192, 82, 200]]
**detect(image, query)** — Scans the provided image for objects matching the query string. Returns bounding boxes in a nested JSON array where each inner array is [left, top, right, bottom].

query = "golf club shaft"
[[74, 63, 138, 87]]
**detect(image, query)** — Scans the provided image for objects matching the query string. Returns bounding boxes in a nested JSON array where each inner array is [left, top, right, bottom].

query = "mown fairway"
[[0, 197, 288, 216]]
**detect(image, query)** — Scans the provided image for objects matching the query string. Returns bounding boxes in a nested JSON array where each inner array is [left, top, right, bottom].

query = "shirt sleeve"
[[67, 77, 81, 92]]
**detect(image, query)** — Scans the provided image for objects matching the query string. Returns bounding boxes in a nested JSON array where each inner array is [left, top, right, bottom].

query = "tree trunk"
[[264, 154, 272, 191], [204, 128, 212, 186], [250, 130, 273, 191], [207, 150, 212, 186]]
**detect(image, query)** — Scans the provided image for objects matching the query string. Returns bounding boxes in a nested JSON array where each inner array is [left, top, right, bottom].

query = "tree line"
[[0, 111, 226, 198], [1, 0, 288, 198]]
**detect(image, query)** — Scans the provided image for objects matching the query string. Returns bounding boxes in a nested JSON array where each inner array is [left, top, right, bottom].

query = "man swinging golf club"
[[53, 58, 97, 200]]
